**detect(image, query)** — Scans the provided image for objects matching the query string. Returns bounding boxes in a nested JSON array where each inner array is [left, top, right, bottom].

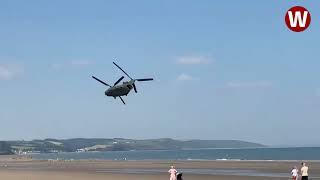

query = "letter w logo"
[[285, 6, 311, 32], [287, 11, 308, 27]]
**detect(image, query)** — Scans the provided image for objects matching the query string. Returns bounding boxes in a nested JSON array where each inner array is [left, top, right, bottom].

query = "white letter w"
[[288, 11, 308, 27]]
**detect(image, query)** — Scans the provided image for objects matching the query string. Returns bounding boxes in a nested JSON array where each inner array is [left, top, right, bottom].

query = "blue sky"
[[0, 0, 319, 146]]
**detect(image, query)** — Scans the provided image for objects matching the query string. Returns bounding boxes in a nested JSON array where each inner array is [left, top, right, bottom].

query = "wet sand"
[[1, 156, 320, 179]]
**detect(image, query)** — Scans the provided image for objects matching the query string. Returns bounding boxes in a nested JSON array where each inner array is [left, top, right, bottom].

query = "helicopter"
[[92, 62, 153, 104]]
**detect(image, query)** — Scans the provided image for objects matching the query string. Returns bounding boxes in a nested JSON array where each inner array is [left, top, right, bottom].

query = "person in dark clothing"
[[176, 172, 183, 180]]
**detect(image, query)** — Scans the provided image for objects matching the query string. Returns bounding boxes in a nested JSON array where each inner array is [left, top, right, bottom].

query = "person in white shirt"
[[301, 162, 309, 180], [168, 165, 177, 180], [291, 166, 298, 180]]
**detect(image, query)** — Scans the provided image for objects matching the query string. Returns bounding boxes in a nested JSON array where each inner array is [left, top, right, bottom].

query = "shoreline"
[[1, 157, 320, 179], [4, 154, 320, 162], [23, 146, 320, 161]]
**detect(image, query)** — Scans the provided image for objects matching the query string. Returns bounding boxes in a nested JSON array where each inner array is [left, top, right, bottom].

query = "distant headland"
[[0, 138, 265, 155]]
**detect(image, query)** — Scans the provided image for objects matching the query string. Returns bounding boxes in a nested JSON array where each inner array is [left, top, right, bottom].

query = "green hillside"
[[0, 141, 13, 155], [7, 138, 265, 153]]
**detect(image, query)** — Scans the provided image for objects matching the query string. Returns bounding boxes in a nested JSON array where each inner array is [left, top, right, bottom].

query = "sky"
[[0, 0, 319, 146]]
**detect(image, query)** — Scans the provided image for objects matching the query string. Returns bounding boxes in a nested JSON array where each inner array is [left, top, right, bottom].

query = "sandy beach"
[[1, 155, 320, 180]]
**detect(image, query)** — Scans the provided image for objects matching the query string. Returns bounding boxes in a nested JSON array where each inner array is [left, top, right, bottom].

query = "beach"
[[1, 155, 320, 179]]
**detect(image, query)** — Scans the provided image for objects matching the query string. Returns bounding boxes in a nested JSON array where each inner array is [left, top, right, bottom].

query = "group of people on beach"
[[291, 162, 309, 180], [169, 162, 309, 180]]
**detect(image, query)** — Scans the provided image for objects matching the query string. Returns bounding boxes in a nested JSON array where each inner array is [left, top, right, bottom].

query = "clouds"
[[175, 55, 212, 65], [0, 64, 24, 80], [177, 73, 195, 81], [175, 55, 212, 81], [226, 81, 272, 88]]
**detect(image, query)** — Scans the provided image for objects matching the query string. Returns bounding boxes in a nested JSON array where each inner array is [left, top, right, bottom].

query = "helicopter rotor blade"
[[92, 76, 111, 87], [114, 76, 124, 86], [113, 62, 133, 80], [119, 96, 126, 105], [136, 78, 154, 81], [133, 83, 137, 93]]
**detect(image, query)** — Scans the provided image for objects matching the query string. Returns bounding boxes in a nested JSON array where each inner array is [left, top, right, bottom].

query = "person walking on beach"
[[168, 165, 177, 180], [291, 166, 298, 180], [301, 162, 309, 180]]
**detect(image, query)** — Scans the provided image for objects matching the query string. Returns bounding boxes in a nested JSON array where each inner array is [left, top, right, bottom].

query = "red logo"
[[285, 6, 311, 32]]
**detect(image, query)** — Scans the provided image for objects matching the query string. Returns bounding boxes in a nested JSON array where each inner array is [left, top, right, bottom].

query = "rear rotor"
[[113, 62, 153, 93]]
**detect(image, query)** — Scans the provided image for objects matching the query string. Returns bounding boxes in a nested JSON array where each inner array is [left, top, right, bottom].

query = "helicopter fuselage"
[[105, 80, 134, 97]]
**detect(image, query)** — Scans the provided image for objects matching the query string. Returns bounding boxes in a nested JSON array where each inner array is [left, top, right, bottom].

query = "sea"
[[32, 147, 320, 161]]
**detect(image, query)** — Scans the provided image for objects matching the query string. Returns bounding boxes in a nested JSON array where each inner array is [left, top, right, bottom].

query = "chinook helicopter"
[[92, 62, 153, 104]]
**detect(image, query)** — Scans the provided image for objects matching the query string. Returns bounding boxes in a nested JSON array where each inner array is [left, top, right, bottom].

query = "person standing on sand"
[[301, 162, 309, 180], [168, 165, 177, 180], [291, 166, 298, 180]]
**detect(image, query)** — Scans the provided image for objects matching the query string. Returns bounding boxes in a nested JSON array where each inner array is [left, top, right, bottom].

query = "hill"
[[0, 141, 13, 155], [7, 138, 265, 153]]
